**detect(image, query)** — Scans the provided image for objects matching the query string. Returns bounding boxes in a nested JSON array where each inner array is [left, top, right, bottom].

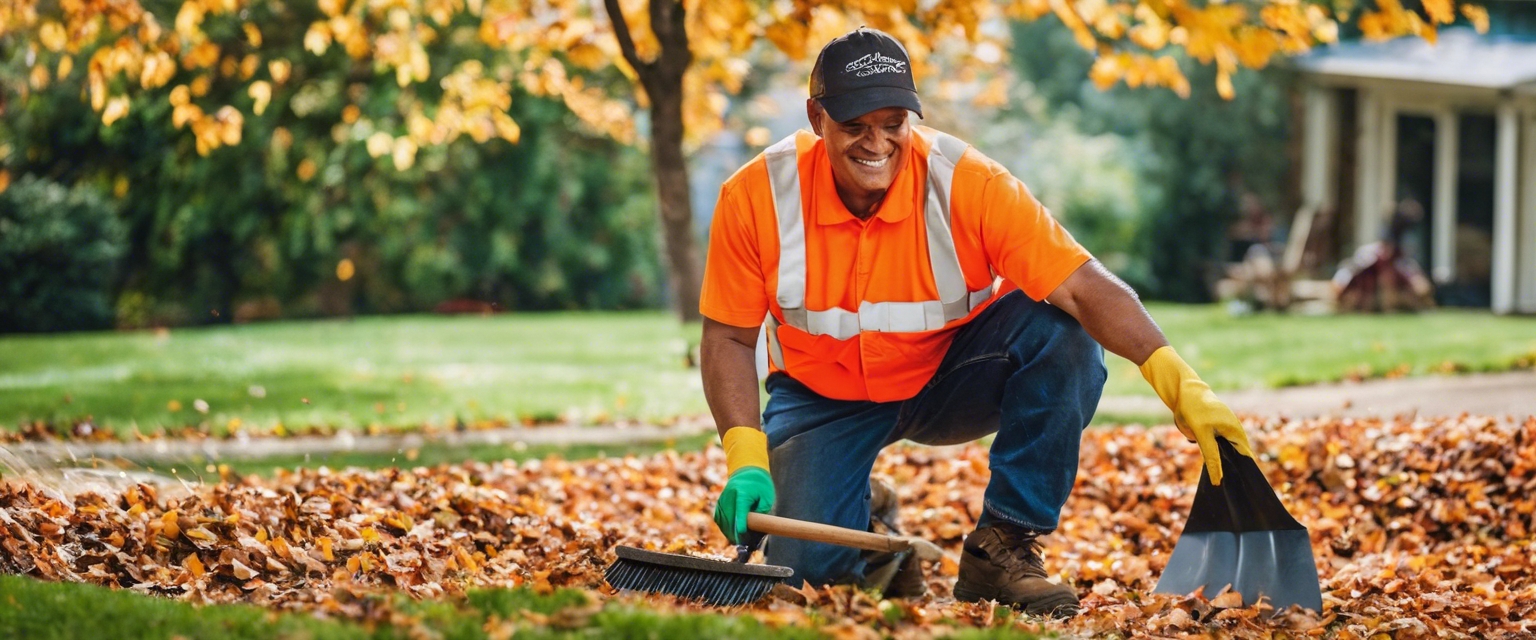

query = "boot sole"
[[953, 584, 1080, 619]]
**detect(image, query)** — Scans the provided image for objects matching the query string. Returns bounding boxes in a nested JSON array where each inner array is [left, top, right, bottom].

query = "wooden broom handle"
[[746, 513, 912, 553]]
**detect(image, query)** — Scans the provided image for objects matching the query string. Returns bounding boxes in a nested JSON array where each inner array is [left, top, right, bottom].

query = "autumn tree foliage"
[[0, 0, 1488, 321]]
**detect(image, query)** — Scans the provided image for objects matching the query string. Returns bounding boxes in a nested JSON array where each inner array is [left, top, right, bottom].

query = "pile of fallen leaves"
[[2, 414, 1534, 638]]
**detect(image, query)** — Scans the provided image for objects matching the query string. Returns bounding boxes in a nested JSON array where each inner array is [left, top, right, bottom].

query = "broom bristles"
[[604, 545, 793, 607]]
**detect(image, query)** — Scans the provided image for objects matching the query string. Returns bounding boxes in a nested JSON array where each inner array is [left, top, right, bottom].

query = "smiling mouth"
[[851, 156, 890, 168]]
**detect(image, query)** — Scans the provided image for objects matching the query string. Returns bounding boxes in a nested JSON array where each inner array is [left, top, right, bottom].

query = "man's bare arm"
[[700, 318, 764, 438], [1045, 259, 1168, 366]]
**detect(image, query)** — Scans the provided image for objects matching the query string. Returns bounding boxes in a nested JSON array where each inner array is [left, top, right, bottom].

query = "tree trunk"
[[604, 0, 702, 323], [647, 84, 703, 323]]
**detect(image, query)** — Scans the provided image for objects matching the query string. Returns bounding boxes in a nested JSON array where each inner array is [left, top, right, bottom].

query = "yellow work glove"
[[1139, 346, 1256, 486], [713, 427, 775, 544]]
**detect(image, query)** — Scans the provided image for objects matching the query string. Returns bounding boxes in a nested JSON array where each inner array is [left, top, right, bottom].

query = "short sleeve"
[[978, 172, 1093, 301], [699, 181, 770, 327]]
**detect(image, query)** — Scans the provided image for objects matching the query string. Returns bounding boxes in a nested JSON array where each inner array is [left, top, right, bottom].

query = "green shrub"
[[0, 175, 126, 332]]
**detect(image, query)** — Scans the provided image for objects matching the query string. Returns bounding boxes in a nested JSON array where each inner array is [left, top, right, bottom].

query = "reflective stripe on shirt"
[[764, 131, 998, 370]]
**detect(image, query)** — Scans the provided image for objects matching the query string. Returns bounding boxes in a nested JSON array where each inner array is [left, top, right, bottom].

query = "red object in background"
[[433, 299, 498, 315]]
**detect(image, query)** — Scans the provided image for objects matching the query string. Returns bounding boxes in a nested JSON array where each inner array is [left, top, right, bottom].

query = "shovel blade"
[[1154, 529, 1323, 613]]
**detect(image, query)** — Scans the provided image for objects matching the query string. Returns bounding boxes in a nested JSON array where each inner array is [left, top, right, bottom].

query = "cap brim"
[[819, 86, 923, 123]]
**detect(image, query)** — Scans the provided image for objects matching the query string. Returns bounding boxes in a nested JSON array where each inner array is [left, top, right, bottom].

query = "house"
[[1293, 17, 1536, 314]]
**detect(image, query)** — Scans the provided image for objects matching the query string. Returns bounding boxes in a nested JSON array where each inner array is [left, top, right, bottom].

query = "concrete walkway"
[[3, 419, 717, 466], [1097, 369, 1536, 420]]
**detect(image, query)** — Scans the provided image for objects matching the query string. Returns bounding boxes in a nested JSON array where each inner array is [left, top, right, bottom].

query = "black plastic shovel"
[[1154, 438, 1324, 613]]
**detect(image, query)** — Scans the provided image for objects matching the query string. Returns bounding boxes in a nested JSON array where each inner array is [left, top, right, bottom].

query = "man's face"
[[809, 102, 911, 200]]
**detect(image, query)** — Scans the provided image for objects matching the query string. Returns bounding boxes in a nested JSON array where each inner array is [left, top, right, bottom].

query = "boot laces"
[[993, 527, 1046, 577]]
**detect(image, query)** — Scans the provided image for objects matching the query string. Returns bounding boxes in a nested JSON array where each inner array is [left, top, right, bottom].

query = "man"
[[699, 28, 1255, 617]]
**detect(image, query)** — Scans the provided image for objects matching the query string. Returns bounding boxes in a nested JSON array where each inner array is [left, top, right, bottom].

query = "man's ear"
[[805, 99, 823, 137]]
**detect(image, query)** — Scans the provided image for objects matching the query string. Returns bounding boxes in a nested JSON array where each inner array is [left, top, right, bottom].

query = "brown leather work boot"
[[954, 523, 1079, 618]]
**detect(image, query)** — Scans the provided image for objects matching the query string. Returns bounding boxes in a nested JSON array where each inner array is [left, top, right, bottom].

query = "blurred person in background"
[[1333, 198, 1435, 313]]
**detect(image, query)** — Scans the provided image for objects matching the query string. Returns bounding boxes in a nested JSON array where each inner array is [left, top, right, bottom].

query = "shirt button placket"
[[856, 223, 873, 398]]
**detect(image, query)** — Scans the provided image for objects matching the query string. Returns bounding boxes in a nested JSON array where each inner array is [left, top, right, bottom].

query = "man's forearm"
[[699, 319, 765, 438], [1046, 260, 1168, 366]]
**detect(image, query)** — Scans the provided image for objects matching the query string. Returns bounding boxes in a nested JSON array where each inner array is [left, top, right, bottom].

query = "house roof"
[[1293, 27, 1536, 91]]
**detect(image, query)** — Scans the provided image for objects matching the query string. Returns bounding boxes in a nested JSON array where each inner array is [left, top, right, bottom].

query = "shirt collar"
[[809, 134, 923, 226]]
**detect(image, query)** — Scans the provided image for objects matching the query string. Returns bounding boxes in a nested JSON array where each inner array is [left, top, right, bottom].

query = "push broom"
[[605, 512, 942, 606]]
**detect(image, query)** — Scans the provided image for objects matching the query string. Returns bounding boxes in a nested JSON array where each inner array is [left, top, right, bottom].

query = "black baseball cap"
[[809, 27, 923, 123]]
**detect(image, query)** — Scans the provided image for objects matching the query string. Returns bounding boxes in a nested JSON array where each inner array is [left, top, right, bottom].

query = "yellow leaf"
[[184, 554, 205, 578], [243, 23, 262, 47], [318, 536, 334, 562], [161, 510, 180, 538], [365, 132, 393, 158], [336, 259, 355, 282], [566, 43, 608, 70], [296, 159, 318, 181], [214, 106, 242, 145], [391, 137, 417, 170], [493, 112, 521, 144], [269, 59, 292, 84], [1130, 22, 1168, 50], [102, 96, 131, 126], [89, 70, 106, 110], [39, 21, 67, 51], [1233, 28, 1279, 68], [319, 0, 347, 17], [1089, 54, 1126, 90], [172, 103, 203, 129], [249, 81, 271, 116], [188, 42, 220, 69], [1462, 5, 1489, 33], [764, 20, 809, 60], [29, 66, 49, 90], [191, 76, 212, 97], [175, 3, 205, 38], [57, 56, 73, 79], [305, 23, 333, 55], [0, 170, 9, 195], [141, 51, 175, 89], [1216, 69, 1234, 100]]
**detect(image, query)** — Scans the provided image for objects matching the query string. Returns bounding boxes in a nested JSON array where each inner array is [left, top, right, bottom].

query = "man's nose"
[[860, 131, 893, 154]]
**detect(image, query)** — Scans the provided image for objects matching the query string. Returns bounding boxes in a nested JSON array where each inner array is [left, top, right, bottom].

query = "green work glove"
[[713, 466, 776, 544], [712, 426, 775, 544]]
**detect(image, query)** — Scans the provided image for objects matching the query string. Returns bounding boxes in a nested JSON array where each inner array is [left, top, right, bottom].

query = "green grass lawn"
[[0, 572, 1049, 639], [1, 306, 1532, 435], [0, 312, 702, 435], [0, 574, 855, 640]]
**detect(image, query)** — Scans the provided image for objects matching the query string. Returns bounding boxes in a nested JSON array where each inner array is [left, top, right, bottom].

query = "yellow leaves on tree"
[[1360, 0, 1479, 43], [2, 0, 1494, 162]]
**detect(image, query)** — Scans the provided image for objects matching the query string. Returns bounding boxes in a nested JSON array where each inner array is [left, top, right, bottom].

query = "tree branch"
[[602, 0, 650, 80], [653, 0, 692, 79]]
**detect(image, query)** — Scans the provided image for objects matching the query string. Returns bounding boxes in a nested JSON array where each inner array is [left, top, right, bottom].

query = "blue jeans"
[[761, 291, 1106, 586]]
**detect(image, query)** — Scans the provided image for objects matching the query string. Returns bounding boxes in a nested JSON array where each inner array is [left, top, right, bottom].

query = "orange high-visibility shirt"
[[700, 126, 1092, 402]]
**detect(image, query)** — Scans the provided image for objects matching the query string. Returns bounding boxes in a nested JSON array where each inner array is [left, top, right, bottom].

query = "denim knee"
[[1016, 306, 1107, 386]]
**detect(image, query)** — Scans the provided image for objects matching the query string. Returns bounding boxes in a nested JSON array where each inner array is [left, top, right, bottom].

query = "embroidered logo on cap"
[[844, 53, 906, 78]]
